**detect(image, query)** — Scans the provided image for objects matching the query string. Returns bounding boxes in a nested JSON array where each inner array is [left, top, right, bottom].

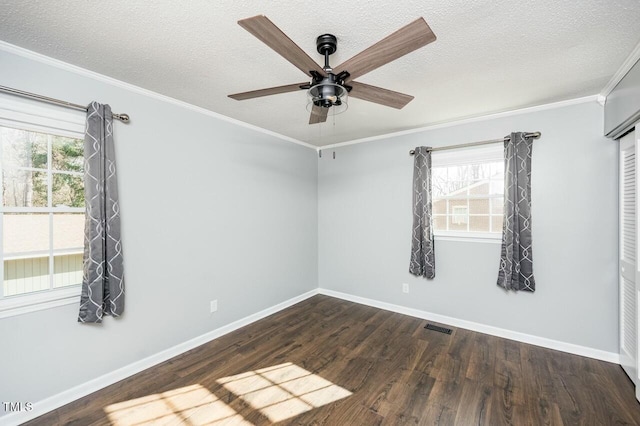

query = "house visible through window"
[[431, 144, 504, 238], [0, 97, 85, 317]]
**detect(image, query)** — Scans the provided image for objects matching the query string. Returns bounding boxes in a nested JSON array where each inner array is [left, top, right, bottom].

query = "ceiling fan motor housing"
[[307, 34, 351, 110]]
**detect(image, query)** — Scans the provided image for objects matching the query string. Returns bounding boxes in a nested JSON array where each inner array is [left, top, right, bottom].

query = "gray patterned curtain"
[[78, 102, 125, 323], [409, 146, 435, 278], [497, 132, 535, 292]]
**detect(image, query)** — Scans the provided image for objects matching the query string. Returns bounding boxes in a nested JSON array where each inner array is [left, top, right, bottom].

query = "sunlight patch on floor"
[[216, 362, 352, 423], [103, 383, 250, 425], [102, 363, 351, 425]]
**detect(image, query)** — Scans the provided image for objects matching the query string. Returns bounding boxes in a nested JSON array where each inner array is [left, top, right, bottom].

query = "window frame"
[[430, 144, 504, 243], [0, 94, 85, 318]]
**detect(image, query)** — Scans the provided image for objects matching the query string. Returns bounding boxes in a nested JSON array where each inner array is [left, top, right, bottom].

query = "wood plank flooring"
[[25, 295, 640, 425]]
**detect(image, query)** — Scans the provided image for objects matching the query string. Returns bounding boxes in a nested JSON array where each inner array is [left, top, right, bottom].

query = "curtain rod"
[[0, 85, 130, 123], [409, 131, 541, 155]]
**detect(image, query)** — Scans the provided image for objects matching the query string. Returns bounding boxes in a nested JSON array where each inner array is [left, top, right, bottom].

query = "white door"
[[620, 129, 637, 385]]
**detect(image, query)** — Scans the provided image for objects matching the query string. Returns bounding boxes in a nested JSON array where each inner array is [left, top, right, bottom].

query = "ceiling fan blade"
[[348, 81, 414, 109], [228, 82, 308, 100], [335, 17, 436, 82], [238, 15, 326, 77], [309, 105, 328, 124]]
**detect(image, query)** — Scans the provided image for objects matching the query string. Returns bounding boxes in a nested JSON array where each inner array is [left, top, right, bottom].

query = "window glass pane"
[[52, 173, 84, 207], [53, 253, 83, 288], [3, 213, 50, 297], [469, 198, 490, 214], [449, 199, 467, 209], [433, 199, 446, 214], [469, 216, 490, 232], [448, 165, 468, 181], [4, 257, 49, 296], [468, 163, 491, 182], [447, 181, 468, 196], [491, 215, 504, 232], [447, 216, 467, 231], [0, 126, 48, 170], [433, 215, 446, 231], [490, 180, 504, 195], [451, 206, 468, 225], [2, 170, 48, 207], [434, 178, 467, 197], [53, 213, 84, 251], [469, 182, 490, 196], [490, 162, 504, 176], [492, 197, 504, 215], [3, 213, 49, 255], [431, 168, 448, 198], [52, 137, 83, 172]]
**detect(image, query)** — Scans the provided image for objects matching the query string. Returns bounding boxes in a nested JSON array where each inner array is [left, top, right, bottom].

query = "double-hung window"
[[0, 96, 85, 317], [431, 144, 504, 240]]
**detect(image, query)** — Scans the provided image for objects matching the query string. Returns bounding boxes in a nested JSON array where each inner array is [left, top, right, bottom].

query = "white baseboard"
[[1, 286, 620, 425], [318, 288, 620, 364], [0, 289, 320, 426]]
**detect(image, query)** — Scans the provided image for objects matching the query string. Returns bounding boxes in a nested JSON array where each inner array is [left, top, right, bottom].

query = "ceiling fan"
[[228, 15, 437, 124]]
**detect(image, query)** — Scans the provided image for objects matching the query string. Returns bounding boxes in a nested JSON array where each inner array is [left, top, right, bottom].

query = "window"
[[431, 144, 504, 239], [451, 206, 468, 225], [0, 95, 85, 317]]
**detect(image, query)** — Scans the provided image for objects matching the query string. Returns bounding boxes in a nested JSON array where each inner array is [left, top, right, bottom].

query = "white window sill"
[[0, 286, 80, 319], [434, 232, 502, 244]]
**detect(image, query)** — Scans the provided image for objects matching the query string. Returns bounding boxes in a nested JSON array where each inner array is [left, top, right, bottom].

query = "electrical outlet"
[[402, 283, 409, 293], [210, 299, 218, 313]]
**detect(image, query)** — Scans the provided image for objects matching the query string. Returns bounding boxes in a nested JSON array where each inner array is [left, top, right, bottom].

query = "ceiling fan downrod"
[[316, 34, 337, 71]]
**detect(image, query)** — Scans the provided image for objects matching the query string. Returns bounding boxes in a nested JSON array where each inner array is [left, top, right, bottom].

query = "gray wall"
[[0, 50, 318, 404], [318, 100, 619, 353], [0, 46, 619, 412]]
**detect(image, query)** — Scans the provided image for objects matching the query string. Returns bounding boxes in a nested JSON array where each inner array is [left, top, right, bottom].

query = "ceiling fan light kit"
[[229, 15, 436, 125], [306, 83, 348, 115]]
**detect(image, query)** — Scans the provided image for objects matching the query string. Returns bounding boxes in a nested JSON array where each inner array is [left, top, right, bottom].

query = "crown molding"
[[0, 40, 316, 150], [3, 38, 627, 153], [319, 95, 599, 150], [599, 39, 640, 102]]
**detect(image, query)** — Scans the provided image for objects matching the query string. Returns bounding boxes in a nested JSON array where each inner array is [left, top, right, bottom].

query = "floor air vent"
[[425, 323, 452, 334]]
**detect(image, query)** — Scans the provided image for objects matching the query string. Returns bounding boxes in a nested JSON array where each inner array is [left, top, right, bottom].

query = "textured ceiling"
[[1, 0, 640, 147]]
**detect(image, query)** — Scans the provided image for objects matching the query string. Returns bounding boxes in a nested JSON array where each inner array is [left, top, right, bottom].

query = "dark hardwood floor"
[[26, 295, 640, 425]]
